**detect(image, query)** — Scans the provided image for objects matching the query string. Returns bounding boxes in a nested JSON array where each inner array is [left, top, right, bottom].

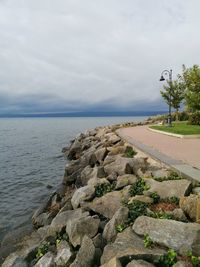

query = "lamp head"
[[159, 75, 165, 81]]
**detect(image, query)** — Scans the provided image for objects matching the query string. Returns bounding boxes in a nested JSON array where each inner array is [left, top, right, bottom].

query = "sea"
[[0, 116, 147, 242]]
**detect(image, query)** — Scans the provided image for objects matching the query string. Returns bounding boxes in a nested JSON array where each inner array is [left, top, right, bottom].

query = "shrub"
[[167, 196, 180, 205], [127, 200, 148, 222], [150, 192, 160, 204], [124, 146, 137, 158], [36, 242, 50, 259], [188, 111, 200, 125], [116, 224, 126, 233], [143, 234, 154, 248], [149, 211, 173, 220], [155, 171, 182, 182], [129, 179, 150, 196], [95, 183, 113, 197], [154, 249, 177, 267]]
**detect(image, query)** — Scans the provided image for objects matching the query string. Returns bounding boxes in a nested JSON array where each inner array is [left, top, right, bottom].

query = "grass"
[[150, 121, 200, 135]]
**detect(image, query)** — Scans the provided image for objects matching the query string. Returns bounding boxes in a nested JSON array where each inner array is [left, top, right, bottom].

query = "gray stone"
[[100, 257, 122, 267], [127, 260, 155, 267], [66, 215, 100, 247], [192, 186, 200, 196], [174, 261, 189, 267], [48, 209, 89, 235], [34, 252, 55, 267], [180, 194, 200, 222], [87, 191, 124, 219], [103, 207, 129, 242], [133, 216, 200, 256], [144, 179, 192, 199], [105, 133, 121, 145], [115, 175, 137, 189], [88, 177, 110, 187], [70, 236, 95, 267], [71, 185, 95, 209], [128, 195, 153, 204], [2, 254, 28, 267], [107, 146, 126, 156], [95, 147, 108, 163], [67, 139, 82, 160], [104, 156, 132, 176], [101, 227, 166, 264], [151, 169, 169, 178], [171, 208, 187, 222], [55, 240, 73, 267], [93, 234, 104, 249]]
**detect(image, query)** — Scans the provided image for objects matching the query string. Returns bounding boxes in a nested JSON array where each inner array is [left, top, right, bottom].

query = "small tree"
[[179, 65, 200, 111], [160, 79, 184, 121]]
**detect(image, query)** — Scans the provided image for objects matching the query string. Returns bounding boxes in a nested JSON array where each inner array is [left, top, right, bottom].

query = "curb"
[[148, 127, 200, 139]]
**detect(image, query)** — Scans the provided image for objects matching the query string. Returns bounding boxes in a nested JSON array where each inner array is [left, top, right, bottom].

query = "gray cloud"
[[0, 0, 200, 114]]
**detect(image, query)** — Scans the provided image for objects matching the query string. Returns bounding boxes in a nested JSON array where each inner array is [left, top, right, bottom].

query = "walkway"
[[117, 125, 200, 183]]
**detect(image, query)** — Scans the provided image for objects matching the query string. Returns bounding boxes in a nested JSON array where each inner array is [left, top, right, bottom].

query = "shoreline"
[[1, 118, 200, 267]]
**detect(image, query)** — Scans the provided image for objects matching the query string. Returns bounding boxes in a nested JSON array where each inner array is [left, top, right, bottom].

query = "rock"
[[2, 253, 28, 267], [193, 187, 200, 196], [107, 146, 126, 156], [81, 166, 106, 185], [174, 261, 189, 267], [71, 185, 95, 209], [101, 227, 166, 264], [105, 133, 121, 145], [107, 172, 118, 182], [48, 209, 89, 235], [144, 179, 192, 199], [104, 156, 133, 176], [55, 240, 73, 266], [171, 208, 187, 222], [133, 216, 200, 256], [127, 260, 155, 267], [151, 169, 169, 178], [95, 147, 108, 163], [86, 191, 124, 219], [93, 234, 105, 249], [66, 215, 100, 247], [115, 175, 137, 189], [34, 252, 55, 267], [67, 139, 82, 160], [179, 194, 200, 222], [100, 257, 122, 267], [70, 236, 95, 267], [103, 207, 129, 242], [128, 195, 153, 204], [88, 177, 110, 187], [131, 158, 149, 174]]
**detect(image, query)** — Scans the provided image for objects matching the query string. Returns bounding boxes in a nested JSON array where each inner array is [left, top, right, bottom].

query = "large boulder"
[[115, 175, 137, 190], [144, 179, 192, 199], [71, 185, 95, 209], [66, 215, 100, 247], [103, 207, 129, 242], [34, 252, 55, 267], [101, 227, 166, 264], [107, 146, 127, 156], [104, 156, 133, 176], [67, 139, 82, 160], [179, 194, 200, 222], [133, 216, 200, 256], [100, 257, 122, 267], [105, 133, 121, 145], [70, 236, 96, 267], [95, 147, 108, 163], [127, 260, 155, 267], [85, 191, 125, 219], [81, 166, 106, 185], [48, 209, 89, 235], [2, 253, 28, 267], [55, 240, 73, 267]]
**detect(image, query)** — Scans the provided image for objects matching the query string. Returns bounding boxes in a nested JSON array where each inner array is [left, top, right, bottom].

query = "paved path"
[[117, 125, 200, 182]]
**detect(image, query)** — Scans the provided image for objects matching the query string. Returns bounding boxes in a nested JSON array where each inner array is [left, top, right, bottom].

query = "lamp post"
[[159, 69, 173, 127]]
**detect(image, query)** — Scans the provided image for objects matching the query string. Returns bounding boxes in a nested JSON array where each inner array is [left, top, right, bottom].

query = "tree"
[[160, 79, 184, 121], [179, 65, 200, 111]]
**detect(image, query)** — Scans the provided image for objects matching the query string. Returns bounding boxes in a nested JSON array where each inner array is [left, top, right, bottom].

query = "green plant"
[[143, 234, 154, 248], [95, 183, 113, 197], [154, 249, 177, 267], [124, 146, 137, 158], [116, 224, 126, 233], [127, 200, 148, 222], [167, 196, 180, 205], [187, 251, 200, 267], [149, 211, 173, 220], [56, 232, 68, 246], [154, 171, 182, 182], [189, 111, 200, 125], [36, 242, 50, 259], [129, 179, 150, 196], [150, 192, 160, 204]]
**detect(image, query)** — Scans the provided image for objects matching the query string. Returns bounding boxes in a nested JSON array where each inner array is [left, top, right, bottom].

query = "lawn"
[[150, 121, 200, 135]]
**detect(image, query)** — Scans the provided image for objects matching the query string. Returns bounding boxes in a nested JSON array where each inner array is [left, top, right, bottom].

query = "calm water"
[[0, 116, 147, 241]]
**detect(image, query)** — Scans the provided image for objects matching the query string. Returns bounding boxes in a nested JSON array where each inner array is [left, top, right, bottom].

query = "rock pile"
[[2, 123, 200, 267]]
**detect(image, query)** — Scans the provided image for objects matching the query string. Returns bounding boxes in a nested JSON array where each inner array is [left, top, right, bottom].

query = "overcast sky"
[[0, 0, 200, 114]]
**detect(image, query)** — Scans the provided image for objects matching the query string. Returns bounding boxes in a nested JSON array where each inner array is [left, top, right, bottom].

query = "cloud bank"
[[0, 0, 200, 114]]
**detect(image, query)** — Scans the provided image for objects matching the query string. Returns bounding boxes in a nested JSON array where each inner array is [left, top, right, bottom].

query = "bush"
[[127, 201, 148, 222], [95, 183, 113, 197], [188, 111, 200, 125], [129, 179, 150, 196], [123, 146, 137, 158]]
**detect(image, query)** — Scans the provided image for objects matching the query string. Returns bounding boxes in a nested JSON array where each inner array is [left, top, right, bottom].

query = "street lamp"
[[159, 69, 173, 127]]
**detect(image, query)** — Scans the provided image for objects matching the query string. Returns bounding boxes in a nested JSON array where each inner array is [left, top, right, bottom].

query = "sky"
[[0, 0, 200, 115]]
